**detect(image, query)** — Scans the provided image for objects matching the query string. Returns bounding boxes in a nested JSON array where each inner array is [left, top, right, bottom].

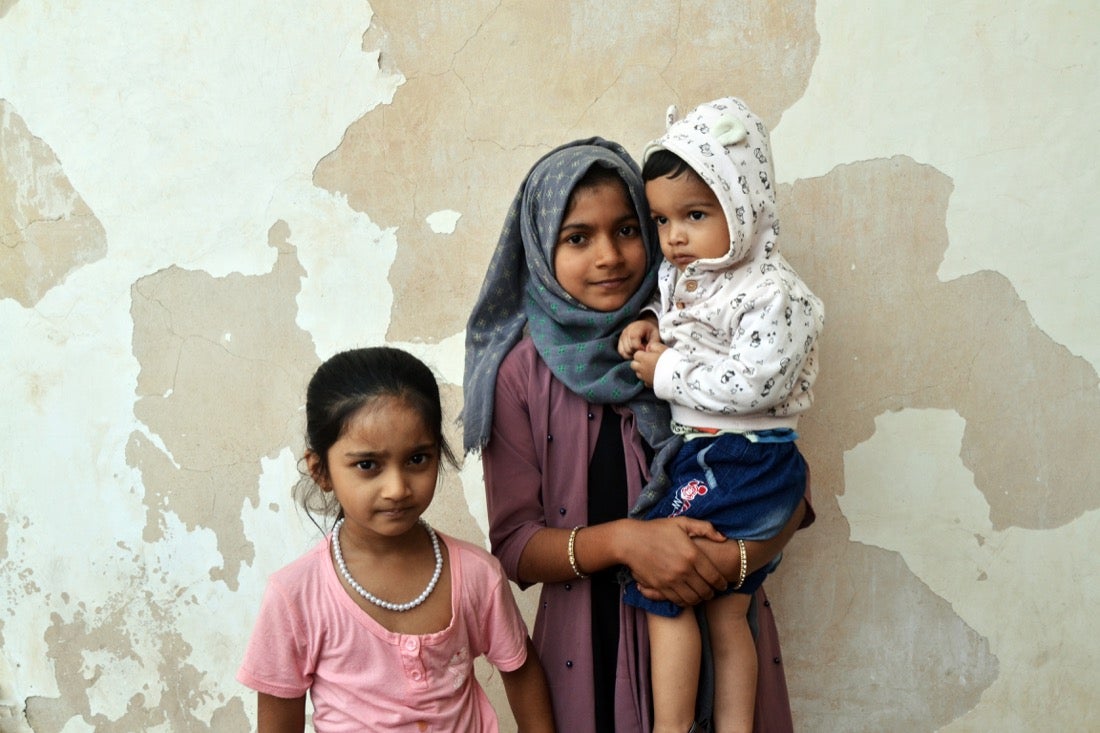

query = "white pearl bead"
[[331, 517, 442, 612]]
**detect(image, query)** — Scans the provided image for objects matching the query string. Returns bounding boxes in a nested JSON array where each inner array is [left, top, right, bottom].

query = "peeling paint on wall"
[[0, 2, 404, 729], [774, 0, 1100, 370], [842, 408, 1100, 731], [314, 1, 819, 343], [130, 227, 317, 588], [0, 101, 107, 307], [1, 1, 1097, 731], [780, 157, 1099, 532], [772, 152, 1098, 729]]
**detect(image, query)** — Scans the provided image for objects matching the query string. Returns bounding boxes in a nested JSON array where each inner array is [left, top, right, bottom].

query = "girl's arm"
[[500, 639, 556, 733], [257, 692, 305, 733], [702, 468, 814, 585], [636, 487, 813, 601], [519, 516, 729, 607], [696, 497, 805, 584]]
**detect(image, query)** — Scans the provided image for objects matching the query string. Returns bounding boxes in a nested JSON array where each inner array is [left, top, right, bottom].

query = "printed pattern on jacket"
[[645, 97, 824, 431]]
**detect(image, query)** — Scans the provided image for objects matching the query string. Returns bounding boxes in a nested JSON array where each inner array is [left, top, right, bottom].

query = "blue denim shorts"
[[623, 433, 807, 617]]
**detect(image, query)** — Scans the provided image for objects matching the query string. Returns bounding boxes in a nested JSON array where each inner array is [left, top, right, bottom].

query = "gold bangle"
[[568, 526, 588, 579], [733, 538, 747, 590]]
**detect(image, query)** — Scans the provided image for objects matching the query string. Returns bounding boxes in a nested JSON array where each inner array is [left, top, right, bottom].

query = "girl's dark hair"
[[642, 148, 696, 183], [295, 347, 457, 524]]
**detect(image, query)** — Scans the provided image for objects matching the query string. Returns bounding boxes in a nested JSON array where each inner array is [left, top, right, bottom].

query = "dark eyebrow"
[[563, 215, 639, 232], [344, 443, 437, 458], [559, 221, 591, 234]]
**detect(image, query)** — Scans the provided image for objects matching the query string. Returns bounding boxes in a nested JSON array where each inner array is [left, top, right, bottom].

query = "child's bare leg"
[[648, 610, 702, 733], [705, 592, 756, 733]]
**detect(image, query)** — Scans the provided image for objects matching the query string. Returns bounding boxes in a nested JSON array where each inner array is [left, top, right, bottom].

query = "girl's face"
[[553, 180, 647, 312], [313, 396, 440, 545]]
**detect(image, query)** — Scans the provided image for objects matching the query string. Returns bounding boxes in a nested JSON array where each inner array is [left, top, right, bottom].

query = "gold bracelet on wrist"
[[733, 538, 747, 590], [568, 526, 588, 579]]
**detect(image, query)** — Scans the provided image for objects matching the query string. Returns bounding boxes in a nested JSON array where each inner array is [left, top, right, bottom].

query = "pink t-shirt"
[[237, 532, 529, 732]]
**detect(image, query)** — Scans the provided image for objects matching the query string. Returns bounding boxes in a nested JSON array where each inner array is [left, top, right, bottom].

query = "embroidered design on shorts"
[[670, 479, 708, 517]]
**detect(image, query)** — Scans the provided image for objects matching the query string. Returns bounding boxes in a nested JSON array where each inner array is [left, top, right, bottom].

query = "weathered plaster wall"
[[1, 2, 1096, 731]]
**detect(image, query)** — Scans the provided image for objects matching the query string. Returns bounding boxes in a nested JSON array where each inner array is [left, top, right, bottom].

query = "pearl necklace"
[[331, 517, 443, 613]]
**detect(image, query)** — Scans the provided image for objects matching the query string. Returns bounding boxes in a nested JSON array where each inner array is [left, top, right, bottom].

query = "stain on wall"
[[772, 154, 1098, 729], [840, 408, 1100, 731], [1, 1, 1097, 731], [26, 609, 249, 732], [0, 101, 107, 307], [314, 1, 818, 343], [130, 223, 318, 588], [775, 1, 1100, 371], [780, 157, 1099, 530]]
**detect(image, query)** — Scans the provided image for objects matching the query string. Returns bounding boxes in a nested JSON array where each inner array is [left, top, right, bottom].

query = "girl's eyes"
[[563, 233, 586, 246], [354, 453, 435, 471], [619, 224, 640, 237]]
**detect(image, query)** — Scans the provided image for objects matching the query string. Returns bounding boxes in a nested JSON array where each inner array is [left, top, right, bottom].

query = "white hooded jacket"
[[644, 97, 824, 432]]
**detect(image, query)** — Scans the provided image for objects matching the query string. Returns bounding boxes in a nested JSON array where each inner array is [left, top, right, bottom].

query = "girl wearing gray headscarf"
[[463, 137, 806, 733]]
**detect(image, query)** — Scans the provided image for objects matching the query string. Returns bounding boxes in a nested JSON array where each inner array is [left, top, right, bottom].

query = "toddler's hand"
[[630, 342, 667, 388], [617, 316, 660, 360]]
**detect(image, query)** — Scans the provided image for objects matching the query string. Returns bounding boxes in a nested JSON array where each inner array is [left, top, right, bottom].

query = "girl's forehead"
[[341, 395, 432, 435], [334, 410, 437, 461], [564, 179, 634, 218]]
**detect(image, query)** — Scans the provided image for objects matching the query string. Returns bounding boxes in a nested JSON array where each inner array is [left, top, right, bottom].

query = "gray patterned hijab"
[[462, 138, 679, 510]]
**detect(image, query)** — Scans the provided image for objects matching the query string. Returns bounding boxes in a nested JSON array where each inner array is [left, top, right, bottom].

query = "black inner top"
[[587, 405, 629, 732]]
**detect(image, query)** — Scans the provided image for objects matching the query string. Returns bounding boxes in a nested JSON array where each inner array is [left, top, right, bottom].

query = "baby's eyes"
[[652, 212, 707, 224]]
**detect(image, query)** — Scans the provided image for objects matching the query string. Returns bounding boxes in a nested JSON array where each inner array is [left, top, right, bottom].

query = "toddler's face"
[[645, 172, 730, 271], [552, 180, 647, 311]]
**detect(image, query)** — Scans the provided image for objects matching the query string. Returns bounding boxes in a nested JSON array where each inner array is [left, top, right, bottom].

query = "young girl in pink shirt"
[[238, 347, 554, 732]]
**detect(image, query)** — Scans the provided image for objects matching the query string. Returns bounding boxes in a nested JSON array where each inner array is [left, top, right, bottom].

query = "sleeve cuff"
[[652, 349, 681, 402]]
